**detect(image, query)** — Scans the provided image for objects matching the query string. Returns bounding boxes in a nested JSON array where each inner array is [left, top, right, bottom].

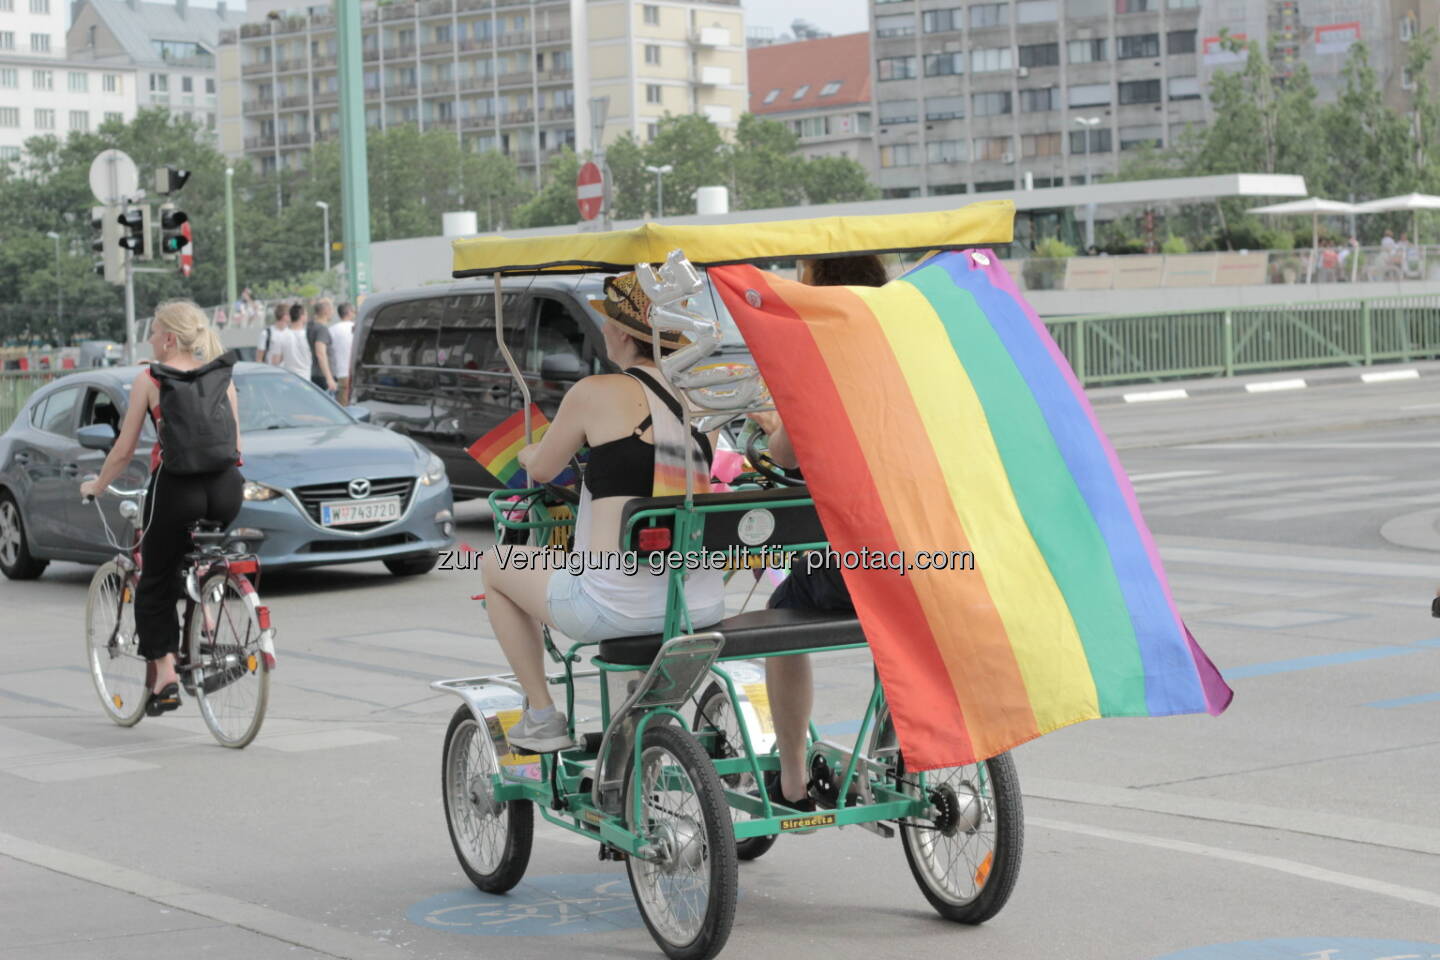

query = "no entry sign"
[[577, 162, 603, 221]]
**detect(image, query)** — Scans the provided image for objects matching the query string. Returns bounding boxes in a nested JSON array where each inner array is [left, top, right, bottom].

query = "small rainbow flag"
[[711, 252, 1232, 771], [467, 404, 550, 489]]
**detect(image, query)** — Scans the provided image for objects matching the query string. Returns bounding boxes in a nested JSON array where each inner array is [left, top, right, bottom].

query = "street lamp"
[[315, 200, 331, 273], [589, 96, 611, 230], [44, 231, 61, 327], [644, 164, 673, 219], [225, 167, 237, 311], [1073, 116, 1101, 249]]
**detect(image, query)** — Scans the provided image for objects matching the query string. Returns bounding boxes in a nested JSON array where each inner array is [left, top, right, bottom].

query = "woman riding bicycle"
[[80, 300, 243, 717], [480, 273, 724, 752]]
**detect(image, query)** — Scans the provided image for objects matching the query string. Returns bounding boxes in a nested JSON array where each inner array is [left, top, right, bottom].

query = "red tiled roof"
[[748, 32, 872, 115]]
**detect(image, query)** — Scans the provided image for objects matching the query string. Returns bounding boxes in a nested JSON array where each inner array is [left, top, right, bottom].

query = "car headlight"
[[419, 452, 446, 486], [243, 481, 282, 501]]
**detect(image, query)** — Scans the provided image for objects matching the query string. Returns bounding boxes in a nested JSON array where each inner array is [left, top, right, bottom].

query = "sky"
[[743, 0, 868, 39]]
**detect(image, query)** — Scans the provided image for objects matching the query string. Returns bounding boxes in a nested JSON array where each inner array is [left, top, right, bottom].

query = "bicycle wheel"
[[878, 716, 1023, 924], [693, 682, 777, 862], [624, 722, 738, 960], [186, 570, 270, 748], [442, 704, 533, 893], [84, 561, 146, 726]]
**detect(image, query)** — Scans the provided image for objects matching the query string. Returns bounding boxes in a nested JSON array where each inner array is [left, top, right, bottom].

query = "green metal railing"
[[1045, 292, 1440, 386]]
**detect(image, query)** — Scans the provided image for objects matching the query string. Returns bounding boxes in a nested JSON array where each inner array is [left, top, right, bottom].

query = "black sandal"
[[763, 770, 816, 813], [145, 682, 181, 717]]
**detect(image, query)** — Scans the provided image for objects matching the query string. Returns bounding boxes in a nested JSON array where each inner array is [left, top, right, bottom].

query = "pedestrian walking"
[[271, 301, 312, 379], [260, 300, 290, 366], [330, 302, 356, 405], [307, 297, 338, 395]]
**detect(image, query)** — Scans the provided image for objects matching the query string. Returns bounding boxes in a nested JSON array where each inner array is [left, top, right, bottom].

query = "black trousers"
[[135, 465, 244, 661]]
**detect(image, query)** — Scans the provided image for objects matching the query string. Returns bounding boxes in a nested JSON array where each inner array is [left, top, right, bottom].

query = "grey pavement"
[[2, 372, 1439, 960]]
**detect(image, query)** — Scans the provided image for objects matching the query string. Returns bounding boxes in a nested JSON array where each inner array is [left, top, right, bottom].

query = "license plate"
[[319, 496, 401, 526]]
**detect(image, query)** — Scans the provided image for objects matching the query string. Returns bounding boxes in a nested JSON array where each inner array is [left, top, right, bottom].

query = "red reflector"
[[228, 560, 256, 575], [637, 527, 671, 551], [256, 606, 271, 630], [262, 652, 276, 670]]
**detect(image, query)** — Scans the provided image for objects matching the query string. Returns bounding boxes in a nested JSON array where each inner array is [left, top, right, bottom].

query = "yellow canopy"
[[451, 200, 1015, 277]]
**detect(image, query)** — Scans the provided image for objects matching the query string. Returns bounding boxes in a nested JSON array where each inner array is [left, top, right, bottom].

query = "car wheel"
[[0, 490, 48, 580], [384, 552, 439, 576]]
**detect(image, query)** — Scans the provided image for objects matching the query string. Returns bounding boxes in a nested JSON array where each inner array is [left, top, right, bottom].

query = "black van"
[[349, 275, 745, 500]]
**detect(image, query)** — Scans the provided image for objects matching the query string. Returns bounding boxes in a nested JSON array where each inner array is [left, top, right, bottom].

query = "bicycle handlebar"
[[80, 474, 146, 505]]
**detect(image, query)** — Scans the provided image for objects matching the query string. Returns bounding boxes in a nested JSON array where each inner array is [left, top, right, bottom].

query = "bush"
[[1034, 237, 1077, 259], [1161, 235, 1190, 254]]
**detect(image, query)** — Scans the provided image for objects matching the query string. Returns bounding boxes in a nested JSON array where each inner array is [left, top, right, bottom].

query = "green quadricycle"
[[432, 206, 1024, 960]]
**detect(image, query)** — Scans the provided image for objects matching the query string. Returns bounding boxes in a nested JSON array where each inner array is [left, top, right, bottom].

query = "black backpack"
[[149, 356, 239, 475]]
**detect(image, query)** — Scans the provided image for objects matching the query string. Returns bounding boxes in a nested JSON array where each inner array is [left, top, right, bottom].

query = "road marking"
[[0, 831, 406, 960], [1180, 442, 1440, 449], [1224, 640, 1440, 679], [1245, 378, 1307, 393], [1127, 470, 1220, 483], [1365, 691, 1440, 709], [1234, 490, 1440, 522], [1362, 368, 1420, 382], [1123, 388, 1188, 403], [1162, 544, 1440, 578], [1401, 402, 1440, 410], [1030, 817, 1440, 910]]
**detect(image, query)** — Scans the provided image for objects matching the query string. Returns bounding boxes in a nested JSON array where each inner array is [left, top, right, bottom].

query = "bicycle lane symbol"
[[407, 874, 643, 936]]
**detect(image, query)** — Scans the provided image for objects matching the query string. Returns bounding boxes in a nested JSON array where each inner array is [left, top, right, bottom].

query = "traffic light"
[[91, 204, 123, 285], [154, 165, 190, 196], [117, 205, 151, 259], [159, 202, 188, 258]]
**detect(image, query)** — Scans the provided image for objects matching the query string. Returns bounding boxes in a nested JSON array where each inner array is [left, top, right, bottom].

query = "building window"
[[1019, 87, 1056, 112], [792, 84, 810, 99], [646, 122, 659, 140], [69, 110, 88, 131], [1068, 38, 1107, 64], [1022, 132, 1061, 157], [206, 77, 215, 94], [972, 90, 1012, 116], [876, 14, 916, 37], [150, 73, 169, 92], [1015, 0, 1058, 22], [819, 80, 842, 96], [643, 4, 659, 25], [0, 68, 15, 88], [1018, 42, 1059, 68], [1402, 66, 1416, 90], [1118, 78, 1161, 104], [878, 98, 919, 124], [0, 1, 11, 11], [973, 135, 1012, 162], [877, 56, 917, 80], [1167, 30, 1197, 55], [1069, 127, 1112, 153], [926, 138, 967, 163], [34, 108, 54, 129], [32, 70, 52, 90], [1168, 75, 1200, 100], [924, 52, 964, 77], [30, 0, 48, 12], [1120, 124, 1163, 149], [1400, 15, 1417, 42], [922, 8, 962, 33], [0, 145, 22, 161], [182, 76, 193, 93], [1116, 0, 1154, 10], [68, 71, 87, 92], [1068, 82, 1111, 106], [879, 143, 917, 167], [762, 87, 780, 104], [971, 47, 1013, 72], [925, 94, 965, 120], [0, 107, 18, 127], [103, 73, 118, 92], [969, 3, 1008, 29], [1117, 34, 1160, 59], [646, 83, 662, 104], [30, 33, 49, 53], [794, 116, 830, 138], [104, 110, 122, 123], [644, 44, 660, 65], [1167, 0, 1198, 6], [0, 32, 12, 50]]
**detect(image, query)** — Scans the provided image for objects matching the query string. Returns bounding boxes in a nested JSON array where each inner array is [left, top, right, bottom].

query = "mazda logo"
[[348, 478, 371, 499]]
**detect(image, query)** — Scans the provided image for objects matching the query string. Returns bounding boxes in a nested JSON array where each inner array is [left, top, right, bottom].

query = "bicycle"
[[83, 483, 277, 748]]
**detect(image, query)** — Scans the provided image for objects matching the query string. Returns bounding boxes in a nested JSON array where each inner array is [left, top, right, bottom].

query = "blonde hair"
[[153, 299, 224, 362]]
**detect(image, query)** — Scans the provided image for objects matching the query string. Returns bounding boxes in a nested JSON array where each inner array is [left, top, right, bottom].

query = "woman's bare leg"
[[766, 653, 813, 802], [481, 547, 559, 708]]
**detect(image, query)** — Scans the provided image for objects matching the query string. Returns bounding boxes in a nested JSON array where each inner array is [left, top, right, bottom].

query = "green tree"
[[802, 154, 880, 204], [512, 148, 582, 228], [641, 114, 728, 216], [730, 114, 807, 210], [604, 133, 649, 221]]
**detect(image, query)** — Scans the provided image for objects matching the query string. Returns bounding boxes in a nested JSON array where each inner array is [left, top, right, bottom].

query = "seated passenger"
[[750, 254, 886, 812], [481, 274, 726, 753]]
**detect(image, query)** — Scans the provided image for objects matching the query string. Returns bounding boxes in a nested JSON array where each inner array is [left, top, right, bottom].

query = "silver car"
[[0, 363, 455, 579]]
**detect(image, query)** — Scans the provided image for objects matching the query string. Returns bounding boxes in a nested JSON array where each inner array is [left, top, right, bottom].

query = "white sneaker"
[[507, 710, 574, 753]]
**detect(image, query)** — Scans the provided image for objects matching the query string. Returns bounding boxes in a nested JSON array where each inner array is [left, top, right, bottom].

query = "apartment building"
[[868, 0, 1206, 198], [218, 0, 747, 182], [66, 0, 245, 136], [0, 0, 138, 164], [748, 33, 874, 171]]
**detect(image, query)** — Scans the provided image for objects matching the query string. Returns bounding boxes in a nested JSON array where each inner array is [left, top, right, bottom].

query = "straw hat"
[[588, 273, 691, 348]]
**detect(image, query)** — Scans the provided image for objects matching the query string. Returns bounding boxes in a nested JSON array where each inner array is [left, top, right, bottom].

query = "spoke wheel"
[[693, 682, 777, 861], [442, 705, 533, 893], [0, 493, 47, 580], [186, 571, 269, 748], [625, 722, 737, 960], [880, 717, 1023, 924], [84, 561, 146, 726]]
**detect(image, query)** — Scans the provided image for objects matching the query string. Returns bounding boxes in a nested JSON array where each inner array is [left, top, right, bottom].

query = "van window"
[[359, 297, 442, 389], [531, 296, 587, 371], [438, 292, 529, 373]]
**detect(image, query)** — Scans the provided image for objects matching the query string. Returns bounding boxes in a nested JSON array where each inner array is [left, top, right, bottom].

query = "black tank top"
[[584, 368, 713, 500]]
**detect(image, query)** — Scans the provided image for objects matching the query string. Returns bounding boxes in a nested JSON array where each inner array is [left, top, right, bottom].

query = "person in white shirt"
[[268, 302, 312, 379], [329, 302, 357, 405], [259, 301, 290, 362]]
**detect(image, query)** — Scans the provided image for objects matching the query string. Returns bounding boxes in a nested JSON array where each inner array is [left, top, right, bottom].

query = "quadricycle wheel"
[[186, 571, 270, 748], [692, 681, 778, 861], [624, 722, 738, 960], [875, 715, 1023, 924], [84, 561, 147, 726], [442, 704, 534, 893]]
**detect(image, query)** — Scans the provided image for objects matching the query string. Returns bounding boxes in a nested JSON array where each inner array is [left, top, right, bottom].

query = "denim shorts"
[[547, 570, 725, 642]]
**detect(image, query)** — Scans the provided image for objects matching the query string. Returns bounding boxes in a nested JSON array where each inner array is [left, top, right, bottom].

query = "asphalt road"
[[2, 370, 1439, 960]]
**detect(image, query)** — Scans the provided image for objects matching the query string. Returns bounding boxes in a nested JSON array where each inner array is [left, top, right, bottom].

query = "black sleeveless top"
[[584, 367, 713, 500]]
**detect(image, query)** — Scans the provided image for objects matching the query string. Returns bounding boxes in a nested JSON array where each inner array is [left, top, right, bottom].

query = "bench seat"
[[596, 608, 866, 666]]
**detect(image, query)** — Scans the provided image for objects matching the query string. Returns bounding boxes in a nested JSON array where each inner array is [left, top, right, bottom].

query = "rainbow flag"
[[711, 252, 1232, 771], [467, 405, 551, 489]]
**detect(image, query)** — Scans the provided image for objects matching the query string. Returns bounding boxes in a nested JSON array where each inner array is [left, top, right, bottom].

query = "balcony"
[[275, 59, 307, 73], [315, 127, 338, 142], [245, 134, 275, 149], [386, 43, 418, 58], [497, 70, 533, 87], [458, 0, 491, 10], [362, 9, 380, 24], [497, 31, 533, 48], [691, 65, 731, 85], [500, 109, 534, 125], [541, 105, 574, 122], [240, 23, 269, 39], [280, 130, 312, 146], [279, 93, 309, 108], [312, 12, 335, 29], [422, 78, 454, 94], [312, 54, 336, 69], [421, 0, 455, 16], [496, 0, 527, 7], [461, 113, 496, 130], [275, 16, 306, 34], [459, 73, 494, 91], [382, 2, 417, 21], [691, 26, 730, 46], [220, 28, 238, 44], [364, 47, 380, 61], [243, 98, 274, 112], [538, 68, 572, 84], [243, 60, 272, 75], [421, 40, 453, 57], [457, 37, 491, 52], [387, 83, 419, 98], [534, 27, 571, 44], [510, 149, 536, 165], [314, 89, 339, 104]]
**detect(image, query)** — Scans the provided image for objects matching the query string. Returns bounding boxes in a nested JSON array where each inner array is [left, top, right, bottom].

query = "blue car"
[[0, 362, 455, 579]]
